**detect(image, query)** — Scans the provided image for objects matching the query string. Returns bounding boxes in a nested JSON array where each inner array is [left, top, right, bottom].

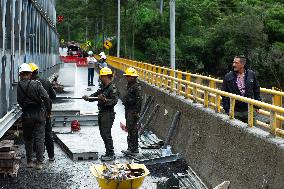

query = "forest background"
[[56, 0, 284, 89]]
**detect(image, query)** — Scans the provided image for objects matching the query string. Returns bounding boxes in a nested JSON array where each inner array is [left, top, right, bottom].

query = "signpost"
[[57, 15, 64, 23], [104, 40, 112, 50]]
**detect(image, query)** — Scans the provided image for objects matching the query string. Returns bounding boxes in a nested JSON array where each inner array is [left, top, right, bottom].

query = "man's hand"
[[82, 95, 89, 101], [98, 94, 106, 102], [47, 112, 51, 118]]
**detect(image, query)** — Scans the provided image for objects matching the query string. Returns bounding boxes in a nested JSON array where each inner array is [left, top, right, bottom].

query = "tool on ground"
[[161, 110, 181, 156], [71, 120, 80, 132], [128, 111, 182, 165], [138, 104, 160, 135], [137, 96, 155, 127]]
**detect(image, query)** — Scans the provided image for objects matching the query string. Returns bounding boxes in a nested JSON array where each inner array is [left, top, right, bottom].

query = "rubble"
[[0, 140, 20, 178]]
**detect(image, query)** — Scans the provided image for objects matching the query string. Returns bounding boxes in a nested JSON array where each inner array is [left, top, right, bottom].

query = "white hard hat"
[[88, 51, 93, 55], [100, 55, 107, 60], [19, 63, 32, 73], [99, 52, 105, 56]]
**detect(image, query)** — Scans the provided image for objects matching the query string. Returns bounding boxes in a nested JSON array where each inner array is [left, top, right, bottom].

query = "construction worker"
[[98, 52, 108, 69], [82, 67, 118, 161], [87, 51, 97, 86], [29, 63, 56, 162], [121, 67, 142, 155], [17, 63, 51, 170]]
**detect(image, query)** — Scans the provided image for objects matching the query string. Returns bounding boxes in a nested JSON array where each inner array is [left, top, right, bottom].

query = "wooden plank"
[[0, 164, 20, 178], [0, 151, 16, 160], [0, 145, 19, 152], [0, 140, 14, 152], [0, 157, 20, 168]]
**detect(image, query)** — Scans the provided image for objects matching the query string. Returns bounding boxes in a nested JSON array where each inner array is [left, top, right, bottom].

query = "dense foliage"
[[56, 0, 284, 89]]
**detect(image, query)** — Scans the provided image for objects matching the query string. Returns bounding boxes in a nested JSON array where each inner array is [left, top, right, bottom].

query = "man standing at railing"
[[221, 55, 261, 122]]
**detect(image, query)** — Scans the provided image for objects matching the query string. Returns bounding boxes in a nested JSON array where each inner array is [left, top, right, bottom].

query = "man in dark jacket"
[[82, 67, 118, 161], [29, 63, 56, 161], [221, 55, 261, 122], [121, 67, 142, 155], [17, 63, 51, 170]]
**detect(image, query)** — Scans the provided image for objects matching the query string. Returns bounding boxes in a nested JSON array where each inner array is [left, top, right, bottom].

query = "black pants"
[[88, 68, 94, 84], [126, 111, 139, 151], [45, 117, 54, 158], [98, 111, 115, 155], [22, 116, 45, 163]]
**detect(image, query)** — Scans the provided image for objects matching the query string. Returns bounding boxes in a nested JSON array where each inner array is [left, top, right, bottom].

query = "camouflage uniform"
[[90, 82, 118, 156], [122, 80, 142, 152], [38, 78, 56, 160], [17, 79, 50, 163]]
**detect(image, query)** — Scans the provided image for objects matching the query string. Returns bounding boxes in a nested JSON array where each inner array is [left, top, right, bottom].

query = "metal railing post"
[[248, 104, 254, 127], [204, 90, 209, 108], [215, 94, 221, 113], [163, 68, 168, 88], [170, 70, 175, 92], [229, 98, 236, 119], [177, 71, 182, 95], [186, 74, 191, 99], [272, 87, 283, 130], [152, 66, 157, 85], [209, 80, 216, 109], [270, 111, 277, 135]]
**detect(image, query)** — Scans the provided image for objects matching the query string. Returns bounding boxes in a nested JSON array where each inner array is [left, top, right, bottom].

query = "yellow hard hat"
[[100, 67, 113, 76], [28, 63, 39, 72], [123, 67, 139, 77]]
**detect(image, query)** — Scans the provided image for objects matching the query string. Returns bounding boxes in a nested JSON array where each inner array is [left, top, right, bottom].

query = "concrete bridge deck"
[[0, 64, 159, 189]]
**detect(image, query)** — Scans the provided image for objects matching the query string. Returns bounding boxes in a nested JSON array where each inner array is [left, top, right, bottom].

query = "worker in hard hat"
[[121, 67, 142, 155], [17, 63, 51, 170], [98, 52, 107, 69], [82, 67, 118, 161], [87, 51, 97, 86], [29, 63, 56, 162]]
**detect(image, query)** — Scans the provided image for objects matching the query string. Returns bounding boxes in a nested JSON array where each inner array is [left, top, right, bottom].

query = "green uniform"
[[90, 82, 118, 156], [122, 80, 142, 152], [17, 79, 50, 163]]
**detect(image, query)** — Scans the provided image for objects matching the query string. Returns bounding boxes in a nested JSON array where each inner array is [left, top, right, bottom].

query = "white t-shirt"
[[87, 57, 97, 64]]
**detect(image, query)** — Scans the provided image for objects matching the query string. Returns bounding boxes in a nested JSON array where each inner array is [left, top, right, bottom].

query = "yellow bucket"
[[90, 163, 150, 189]]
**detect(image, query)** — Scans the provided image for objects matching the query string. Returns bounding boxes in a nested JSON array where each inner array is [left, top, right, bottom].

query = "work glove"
[[82, 95, 89, 101], [98, 94, 106, 103]]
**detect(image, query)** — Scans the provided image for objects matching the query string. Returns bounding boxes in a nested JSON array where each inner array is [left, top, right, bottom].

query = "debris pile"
[[0, 140, 20, 178], [139, 131, 164, 149], [101, 163, 145, 181]]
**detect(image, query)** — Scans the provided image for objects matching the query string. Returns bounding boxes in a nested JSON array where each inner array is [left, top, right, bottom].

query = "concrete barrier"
[[113, 67, 284, 189]]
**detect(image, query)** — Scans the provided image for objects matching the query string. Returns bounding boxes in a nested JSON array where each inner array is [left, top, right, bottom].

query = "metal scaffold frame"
[[0, 0, 60, 138]]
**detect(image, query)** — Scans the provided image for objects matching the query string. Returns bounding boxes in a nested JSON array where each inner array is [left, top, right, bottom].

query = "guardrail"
[[0, 107, 22, 138], [106, 56, 284, 137]]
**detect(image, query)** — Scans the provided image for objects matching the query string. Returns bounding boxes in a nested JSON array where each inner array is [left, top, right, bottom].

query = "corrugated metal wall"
[[0, 0, 59, 118]]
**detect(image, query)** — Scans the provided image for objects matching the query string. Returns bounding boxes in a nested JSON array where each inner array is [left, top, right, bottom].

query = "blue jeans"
[[88, 68, 94, 84]]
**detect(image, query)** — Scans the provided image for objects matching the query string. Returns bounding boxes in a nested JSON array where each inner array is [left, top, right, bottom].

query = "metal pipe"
[[170, 0, 175, 71], [164, 110, 181, 147], [117, 0, 120, 57]]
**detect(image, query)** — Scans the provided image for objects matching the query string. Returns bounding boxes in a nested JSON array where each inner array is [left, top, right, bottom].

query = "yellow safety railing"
[[106, 56, 284, 137]]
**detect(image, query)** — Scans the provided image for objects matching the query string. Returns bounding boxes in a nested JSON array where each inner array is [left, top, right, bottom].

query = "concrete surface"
[[112, 66, 284, 189], [0, 64, 158, 189]]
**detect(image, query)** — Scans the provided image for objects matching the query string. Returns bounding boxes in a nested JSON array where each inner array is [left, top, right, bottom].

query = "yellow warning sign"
[[104, 40, 112, 49], [86, 40, 92, 47]]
